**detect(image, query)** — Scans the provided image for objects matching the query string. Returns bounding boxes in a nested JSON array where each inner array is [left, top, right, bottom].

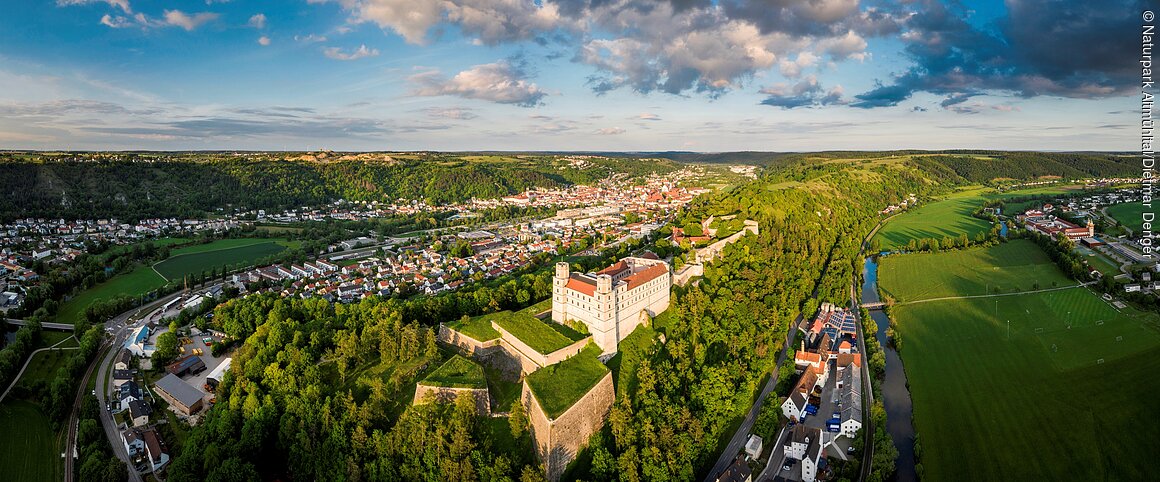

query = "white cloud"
[[323, 44, 380, 60], [319, 0, 569, 45], [779, 51, 819, 78], [163, 10, 219, 31], [258, 36, 271, 46], [294, 34, 328, 43], [57, 0, 131, 14], [248, 13, 267, 29], [421, 107, 478, 120], [636, 113, 662, 121], [410, 61, 546, 106], [817, 30, 868, 61], [595, 127, 625, 135], [99, 14, 131, 28]]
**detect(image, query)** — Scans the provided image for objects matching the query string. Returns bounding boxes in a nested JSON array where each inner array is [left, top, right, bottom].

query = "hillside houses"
[[234, 236, 559, 302], [780, 303, 865, 482]]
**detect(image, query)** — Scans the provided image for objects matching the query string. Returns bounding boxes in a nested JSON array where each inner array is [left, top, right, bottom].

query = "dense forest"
[[0, 152, 679, 221]]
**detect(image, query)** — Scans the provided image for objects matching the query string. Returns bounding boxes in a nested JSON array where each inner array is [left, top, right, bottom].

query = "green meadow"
[[880, 243, 1160, 481], [873, 189, 992, 250], [877, 239, 1075, 303]]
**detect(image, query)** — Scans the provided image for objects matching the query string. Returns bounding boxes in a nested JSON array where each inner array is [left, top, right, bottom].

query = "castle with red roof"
[[552, 255, 671, 354]]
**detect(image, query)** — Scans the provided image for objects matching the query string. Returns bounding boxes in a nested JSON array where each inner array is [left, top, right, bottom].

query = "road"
[[703, 314, 800, 482], [89, 288, 194, 482], [0, 335, 78, 404]]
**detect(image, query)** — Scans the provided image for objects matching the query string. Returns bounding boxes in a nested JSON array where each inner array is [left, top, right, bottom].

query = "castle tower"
[[552, 262, 570, 324], [1087, 218, 1095, 237]]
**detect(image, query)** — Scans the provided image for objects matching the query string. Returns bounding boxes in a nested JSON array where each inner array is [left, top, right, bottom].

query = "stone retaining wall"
[[525, 371, 615, 481], [412, 383, 491, 416]]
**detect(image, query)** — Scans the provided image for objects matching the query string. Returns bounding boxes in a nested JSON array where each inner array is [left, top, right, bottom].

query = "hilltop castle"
[[552, 255, 671, 354]]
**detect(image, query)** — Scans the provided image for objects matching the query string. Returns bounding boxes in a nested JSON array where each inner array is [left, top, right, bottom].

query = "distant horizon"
[[0, 148, 1137, 155]]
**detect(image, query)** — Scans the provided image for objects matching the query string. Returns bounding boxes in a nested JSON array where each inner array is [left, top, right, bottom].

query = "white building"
[[551, 256, 671, 354], [125, 326, 154, 358]]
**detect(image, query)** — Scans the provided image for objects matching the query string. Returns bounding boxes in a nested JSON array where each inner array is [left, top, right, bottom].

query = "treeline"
[[13, 325, 104, 427], [906, 152, 1134, 185], [0, 153, 677, 221], [166, 295, 540, 481], [12, 239, 173, 320], [0, 321, 42, 392], [75, 394, 127, 481]]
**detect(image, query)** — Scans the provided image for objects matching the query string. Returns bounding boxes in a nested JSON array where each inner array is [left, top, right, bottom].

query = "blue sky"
[[0, 0, 1141, 151]]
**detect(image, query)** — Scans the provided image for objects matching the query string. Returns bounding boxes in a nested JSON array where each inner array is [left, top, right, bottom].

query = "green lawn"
[[0, 400, 61, 482], [153, 239, 296, 281], [55, 265, 167, 326], [447, 314, 502, 341], [487, 311, 586, 354], [16, 349, 74, 389], [525, 345, 608, 419], [421, 355, 486, 388], [881, 244, 1160, 481], [1106, 202, 1149, 232], [37, 331, 75, 349], [518, 298, 553, 315], [1075, 246, 1122, 276], [873, 188, 993, 250], [877, 239, 1075, 303]]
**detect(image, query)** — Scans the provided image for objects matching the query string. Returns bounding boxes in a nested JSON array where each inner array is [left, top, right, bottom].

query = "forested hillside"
[[0, 153, 679, 221], [163, 155, 955, 481]]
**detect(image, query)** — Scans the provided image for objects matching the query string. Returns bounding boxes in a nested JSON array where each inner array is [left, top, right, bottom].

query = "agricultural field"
[[55, 265, 167, 325], [152, 238, 296, 281], [1105, 202, 1148, 232], [0, 400, 61, 482], [877, 240, 1075, 302], [881, 244, 1160, 481], [873, 189, 993, 250]]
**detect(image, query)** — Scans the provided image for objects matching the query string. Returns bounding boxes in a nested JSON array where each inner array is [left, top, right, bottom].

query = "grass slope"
[[488, 311, 586, 354], [525, 345, 608, 419], [874, 189, 992, 250], [882, 244, 1160, 481], [1106, 202, 1148, 232], [0, 400, 61, 482], [422, 355, 486, 388], [55, 265, 166, 326], [446, 314, 502, 342], [877, 239, 1074, 302]]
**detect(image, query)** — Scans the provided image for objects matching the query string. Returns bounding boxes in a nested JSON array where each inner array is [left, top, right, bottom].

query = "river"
[[862, 256, 917, 482]]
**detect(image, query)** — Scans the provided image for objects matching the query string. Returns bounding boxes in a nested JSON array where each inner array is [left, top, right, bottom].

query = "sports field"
[[0, 400, 61, 482], [152, 238, 294, 281], [877, 240, 1075, 302], [1105, 202, 1148, 232], [873, 189, 993, 250], [881, 244, 1160, 481]]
